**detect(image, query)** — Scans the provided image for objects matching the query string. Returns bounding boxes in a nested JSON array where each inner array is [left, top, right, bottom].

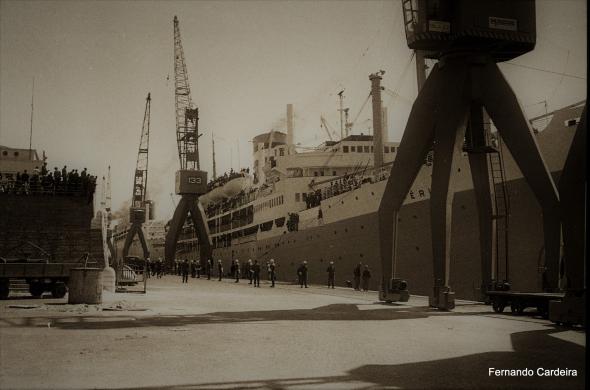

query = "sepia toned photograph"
[[0, 1, 586, 389]]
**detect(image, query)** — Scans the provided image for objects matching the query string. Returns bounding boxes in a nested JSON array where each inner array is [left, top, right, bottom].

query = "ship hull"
[[212, 173, 555, 301]]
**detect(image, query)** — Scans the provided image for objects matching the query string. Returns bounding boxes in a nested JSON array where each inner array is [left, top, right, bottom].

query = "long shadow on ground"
[[94, 329, 585, 390], [0, 303, 504, 330]]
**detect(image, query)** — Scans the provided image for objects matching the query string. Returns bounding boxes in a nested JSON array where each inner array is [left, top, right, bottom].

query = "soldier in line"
[[217, 259, 223, 281], [181, 259, 189, 283], [246, 259, 253, 284], [297, 261, 308, 288], [362, 264, 371, 292], [353, 262, 362, 290], [269, 259, 276, 288], [191, 260, 197, 278], [234, 259, 241, 283], [326, 261, 335, 289], [145, 257, 151, 279], [252, 259, 261, 287]]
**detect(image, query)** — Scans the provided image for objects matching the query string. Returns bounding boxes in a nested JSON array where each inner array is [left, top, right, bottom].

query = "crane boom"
[[132, 93, 151, 210], [174, 16, 200, 170], [123, 93, 151, 261]]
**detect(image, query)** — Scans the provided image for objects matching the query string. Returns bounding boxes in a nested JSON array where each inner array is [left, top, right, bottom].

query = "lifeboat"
[[222, 175, 253, 197]]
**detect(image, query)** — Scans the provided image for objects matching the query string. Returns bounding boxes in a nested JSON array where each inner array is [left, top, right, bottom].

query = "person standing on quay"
[[217, 259, 223, 281], [269, 259, 276, 288], [252, 260, 261, 287], [246, 259, 253, 284], [361, 265, 371, 292], [206, 259, 212, 280], [297, 261, 308, 288], [326, 261, 335, 289], [181, 259, 189, 283], [234, 259, 241, 283], [353, 262, 362, 290]]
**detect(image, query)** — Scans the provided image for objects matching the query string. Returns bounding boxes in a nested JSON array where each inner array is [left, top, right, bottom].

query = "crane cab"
[[402, 0, 536, 61], [175, 169, 208, 195]]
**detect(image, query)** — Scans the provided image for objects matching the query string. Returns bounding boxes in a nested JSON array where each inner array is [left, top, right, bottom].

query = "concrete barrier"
[[68, 268, 103, 304]]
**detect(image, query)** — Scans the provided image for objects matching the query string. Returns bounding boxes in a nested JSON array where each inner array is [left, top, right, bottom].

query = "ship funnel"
[[382, 106, 388, 143], [287, 104, 294, 149]]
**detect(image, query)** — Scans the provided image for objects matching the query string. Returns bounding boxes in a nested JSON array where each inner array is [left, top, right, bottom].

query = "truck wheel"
[[51, 283, 67, 298], [511, 303, 524, 315], [492, 301, 505, 313], [29, 282, 45, 298], [0, 279, 9, 300]]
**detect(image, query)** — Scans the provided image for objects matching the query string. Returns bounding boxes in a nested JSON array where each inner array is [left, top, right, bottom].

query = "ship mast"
[[212, 135, 217, 180]]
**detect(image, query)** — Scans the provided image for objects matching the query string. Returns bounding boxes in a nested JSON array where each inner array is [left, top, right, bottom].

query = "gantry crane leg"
[[165, 194, 212, 264], [123, 223, 150, 260], [466, 104, 495, 301], [477, 61, 561, 292]]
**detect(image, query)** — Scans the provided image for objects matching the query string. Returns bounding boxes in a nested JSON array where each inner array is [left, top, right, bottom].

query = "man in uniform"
[[181, 259, 189, 283], [252, 260, 261, 287], [297, 261, 308, 288], [326, 261, 335, 289], [269, 259, 276, 287], [353, 262, 362, 290], [361, 264, 371, 291], [234, 259, 241, 283], [246, 259, 253, 284], [217, 259, 223, 281]]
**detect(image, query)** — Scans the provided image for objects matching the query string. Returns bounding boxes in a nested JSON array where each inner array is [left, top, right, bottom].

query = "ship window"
[[370, 146, 374, 152], [280, 149, 285, 156], [364, 146, 370, 153], [384, 146, 389, 153], [295, 193, 300, 202], [343, 146, 349, 153], [14, 151, 19, 157], [332, 171, 336, 176], [1, 151, 6, 156], [351, 146, 355, 152], [320, 171, 324, 176], [391, 146, 396, 152], [302, 193, 307, 201], [314, 171, 318, 177], [357, 146, 362, 153]]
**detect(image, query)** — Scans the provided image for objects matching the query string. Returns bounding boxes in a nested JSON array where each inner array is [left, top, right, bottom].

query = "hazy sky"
[[0, 0, 586, 221]]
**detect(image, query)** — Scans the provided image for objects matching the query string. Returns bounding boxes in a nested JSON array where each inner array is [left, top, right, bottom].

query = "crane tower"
[[122, 93, 152, 260], [164, 16, 213, 265]]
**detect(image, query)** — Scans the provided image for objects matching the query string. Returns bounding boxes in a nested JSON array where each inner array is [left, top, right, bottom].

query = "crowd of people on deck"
[[305, 175, 364, 210], [206, 168, 250, 191], [0, 163, 96, 199], [145, 256, 373, 291]]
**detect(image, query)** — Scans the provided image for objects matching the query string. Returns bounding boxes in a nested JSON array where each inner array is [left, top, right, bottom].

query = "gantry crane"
[[164, 16, 212, 265], [122, 93, 152, 260]]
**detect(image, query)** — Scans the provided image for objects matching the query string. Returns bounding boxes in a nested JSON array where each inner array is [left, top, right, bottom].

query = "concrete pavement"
[[0, 275, 585, 389]]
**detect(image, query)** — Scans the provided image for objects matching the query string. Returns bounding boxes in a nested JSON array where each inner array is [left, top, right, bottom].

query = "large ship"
[[177, 99, 584, 301]]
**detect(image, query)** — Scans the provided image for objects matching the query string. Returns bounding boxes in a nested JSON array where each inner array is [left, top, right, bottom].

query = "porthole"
[[371, 192, 374, 196], [355, 196, 358, 200]]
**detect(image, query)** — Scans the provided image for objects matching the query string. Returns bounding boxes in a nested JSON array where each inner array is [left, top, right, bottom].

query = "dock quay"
[[0, 276, 585, 389]]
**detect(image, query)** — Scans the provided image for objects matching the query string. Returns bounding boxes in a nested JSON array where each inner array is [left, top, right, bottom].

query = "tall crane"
[[164, 16, 212, 265], [123, 93, 152, 260]]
